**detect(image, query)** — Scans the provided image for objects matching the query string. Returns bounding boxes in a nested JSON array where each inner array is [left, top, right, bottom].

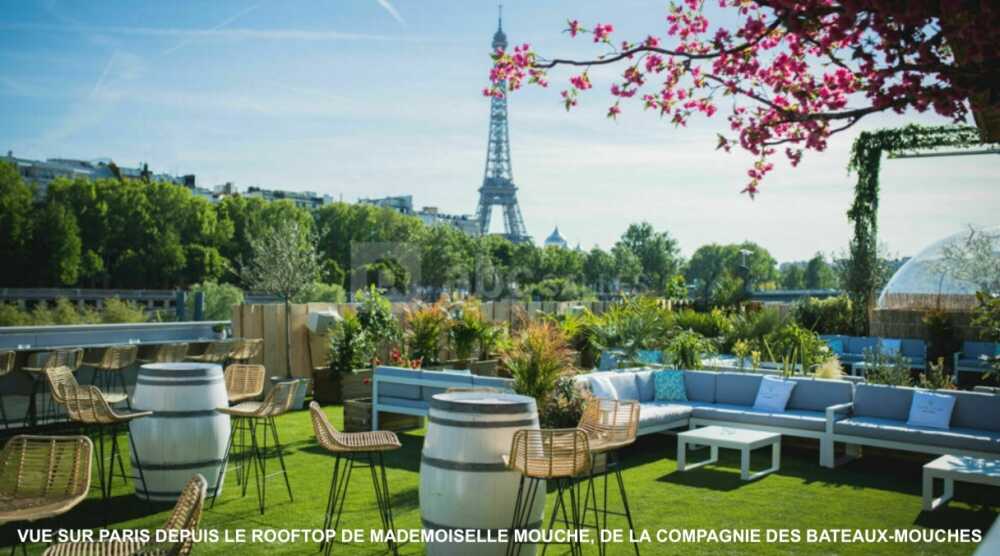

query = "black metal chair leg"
[[268, 416, 293, 502], [615, 461, 640, 556], [319, 455, 342, 552], [248, 418, 265, 514], [212, 417, 239, 507]]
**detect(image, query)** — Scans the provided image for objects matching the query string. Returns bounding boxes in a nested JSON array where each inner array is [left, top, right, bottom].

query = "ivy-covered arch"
[[846, 125, 985, 334]]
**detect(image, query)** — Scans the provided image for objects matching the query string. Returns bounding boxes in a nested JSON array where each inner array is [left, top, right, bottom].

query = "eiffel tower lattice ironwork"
[[475, 7, 530, 243]]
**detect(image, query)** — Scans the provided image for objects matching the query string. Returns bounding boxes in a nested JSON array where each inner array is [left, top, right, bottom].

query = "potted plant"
[[355, 285, 400, 361], [472, 321, 507, 376], [314, 310, 375, 403], [403, 302, 447, 368], [502, 321, 573, 414]]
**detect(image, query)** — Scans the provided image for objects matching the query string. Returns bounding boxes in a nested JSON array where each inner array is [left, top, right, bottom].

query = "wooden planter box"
[[312, 368, 373, 404], [435, 359, 500, 377], [344, 397, 423, 432]]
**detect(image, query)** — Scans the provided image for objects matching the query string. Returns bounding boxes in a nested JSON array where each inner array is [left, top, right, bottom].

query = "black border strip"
[[420, 517, 543, 533], [421, 455, 508, 472], [429, 398, 535, 414], [428, 416, 536, 429]]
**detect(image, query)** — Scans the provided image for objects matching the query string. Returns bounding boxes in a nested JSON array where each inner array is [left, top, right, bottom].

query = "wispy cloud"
[[375, 0, 406, 25], [0, 22, 413, 42], [163, 2, 261, 54]]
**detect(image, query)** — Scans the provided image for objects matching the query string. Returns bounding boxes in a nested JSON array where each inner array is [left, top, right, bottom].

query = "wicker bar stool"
[[309, 401, 401, 556], [186, 340, 236, 365], [137, 342, 190, 364], [578, 399, 641, 556], [43, 473, 207, 556], [58, 383, 152, 503], [0, 435, 92, 554], [21, 348, 84, 427], [506, 428, 592, 556], [229, 338, 262, 364], [0, 351, 13, 430], [84, 345, 138, 409], [213, 380, 298, 513], [224, 364, 266, 404], [46, 366, 127, 422]]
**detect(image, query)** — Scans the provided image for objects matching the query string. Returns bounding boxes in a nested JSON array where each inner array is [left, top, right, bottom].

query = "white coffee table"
[[677, 425, 781, 481], [923, 455, 1000, 511]]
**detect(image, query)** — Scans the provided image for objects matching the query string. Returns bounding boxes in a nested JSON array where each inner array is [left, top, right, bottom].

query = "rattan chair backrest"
[[577, 398, 639, 448], [159, 474, 207, 556], [255, 380, 299, 417], [224, 364, 266, 399], [151, 342, 190, 363], [44, 366, 80, 405], [58, 384, 119, 425], [229, 338, 262, 361], [42, 349, 84, 371], [0, 350, 13, 376], [507, 428, 591, 479], [201, 340, 236, 363], [0, 435, 92, 503], [96, 345, 137, 370]]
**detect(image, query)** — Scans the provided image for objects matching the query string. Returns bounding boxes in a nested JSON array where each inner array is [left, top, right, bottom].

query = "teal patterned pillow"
[[654, 370, 688, 402]]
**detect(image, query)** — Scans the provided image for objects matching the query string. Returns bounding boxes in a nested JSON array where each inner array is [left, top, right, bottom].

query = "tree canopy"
[[488, 1, 998, 195]]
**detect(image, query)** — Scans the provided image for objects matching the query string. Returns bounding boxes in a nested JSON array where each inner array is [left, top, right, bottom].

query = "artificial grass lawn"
[[2, 404, 997, 555]]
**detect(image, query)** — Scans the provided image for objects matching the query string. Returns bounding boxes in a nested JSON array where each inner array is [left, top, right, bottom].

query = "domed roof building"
[[877, 225, 1000, 311], [544, 226, 568, 249]]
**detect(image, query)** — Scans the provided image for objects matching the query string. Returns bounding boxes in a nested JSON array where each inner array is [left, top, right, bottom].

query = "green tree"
[[686, 244, 729, 306], [0, 162, 33, 285], [804, 253, 837, 289], [612, 244, 643, 291], [242, 220, 321, 377], [780, 264, 806, 290], [419, 225, 473, 299], [615, 223, 681, 292], [583, 247, 616, 292], [34, 203, 82, 286], [686, 242, 777, 306]]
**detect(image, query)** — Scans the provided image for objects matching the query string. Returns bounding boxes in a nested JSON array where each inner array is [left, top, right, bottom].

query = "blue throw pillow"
[[907, 390, 955, 429], [880, 339, 901, 358], [752, 377, 796, 412], [653, 370, 688, 402], [827, 339, 844, 355]]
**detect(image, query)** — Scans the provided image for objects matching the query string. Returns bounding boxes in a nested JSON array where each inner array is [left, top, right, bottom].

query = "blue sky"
[[2, 0, 998, 262]]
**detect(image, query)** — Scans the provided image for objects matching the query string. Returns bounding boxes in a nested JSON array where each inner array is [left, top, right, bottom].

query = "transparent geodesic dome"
[[877, 226, 1000, 311]]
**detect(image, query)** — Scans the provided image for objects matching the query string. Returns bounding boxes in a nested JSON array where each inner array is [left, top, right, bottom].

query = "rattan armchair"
[[224, 364, 266, 404], [309, 401, 400, 556], [229, 338, 262, 364], [59, 384, 152, 502], [84, 345, 138, 408], [506, 429, 592, 556], [186, 340, 235, 364], [137, 342, 190, 364], [577, 398, 641, 556], [43, 473, 208, 556], [0, 351, 14, 429], [214, 380, 299, 513], [0, 435, 92, 528], [47, 366, 127, 409]]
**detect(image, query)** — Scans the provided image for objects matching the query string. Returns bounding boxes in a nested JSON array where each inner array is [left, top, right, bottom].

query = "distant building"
[[359, 195, 480, 236], [544, 226, 568, 249], [243, 186, 333, 210], [359, 195, 415, 214], [1, 151, 191, 198]]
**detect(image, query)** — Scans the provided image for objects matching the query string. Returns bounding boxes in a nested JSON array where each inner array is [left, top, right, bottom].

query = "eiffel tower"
[[475, 6, 530, 243]]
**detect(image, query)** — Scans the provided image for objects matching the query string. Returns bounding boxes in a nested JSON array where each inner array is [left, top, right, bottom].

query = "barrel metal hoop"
[[429, 398, 535, 414], [428, 416, 536, 429], [136, 378, 223, 387], [131, 409, 220, 418], [139, 368, 218, 378], [420, 517, 543, 532], [130, 458, 225, 471], [421, 455, 508, 472]]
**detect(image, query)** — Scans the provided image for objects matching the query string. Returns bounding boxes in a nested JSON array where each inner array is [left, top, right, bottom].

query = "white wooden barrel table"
[[420, 392, 545, 556], [130, 363, 230, 502]]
